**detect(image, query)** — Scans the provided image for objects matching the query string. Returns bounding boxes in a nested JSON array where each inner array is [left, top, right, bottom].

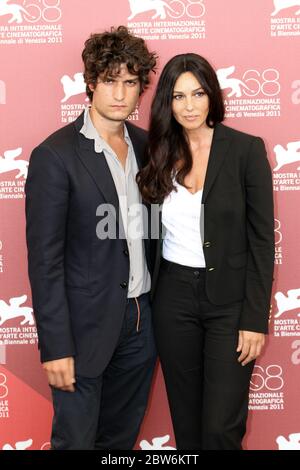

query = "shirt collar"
[[80, 106, 131, 154]]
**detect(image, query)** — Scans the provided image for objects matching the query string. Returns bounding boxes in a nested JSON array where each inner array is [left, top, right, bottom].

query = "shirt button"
[[204, 241, 211, 248], [123, 249, 129, 256], [120, 281, 128, 289], [208, 267, 215, 272]]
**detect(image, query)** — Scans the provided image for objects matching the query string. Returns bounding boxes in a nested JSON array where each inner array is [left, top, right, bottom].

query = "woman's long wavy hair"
[[137, 53, 224, 204]]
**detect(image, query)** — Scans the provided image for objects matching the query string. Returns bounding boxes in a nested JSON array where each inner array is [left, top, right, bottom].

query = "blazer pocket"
[[227, 251, 248, 269], [66, 285, 90, 295]]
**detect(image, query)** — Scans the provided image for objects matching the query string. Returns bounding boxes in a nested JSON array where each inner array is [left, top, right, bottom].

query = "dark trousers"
[[153, 259, 254, 450], [51, 293, 157, 450]]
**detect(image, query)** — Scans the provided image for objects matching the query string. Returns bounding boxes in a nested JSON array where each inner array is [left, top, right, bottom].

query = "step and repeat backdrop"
[[0, 0, 300, 451]]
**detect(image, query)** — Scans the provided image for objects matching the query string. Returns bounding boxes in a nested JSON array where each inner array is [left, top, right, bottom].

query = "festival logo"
[[0, 295, 38, 346], [271, 0, 300, 16], [274, 218, 283, 266], [217, 66, 253, 98], [127, 0, 206, 41], [0, 371, 9, 418], [0, 295, 34, 326], [128, 0, 184, 20], [1, 438, 50, 450], [60, 71, 86, 124], [270, 0, 300, 37], [139, 435, 176, 450], [217, 66, 281, 119], [274, 289, 300, 319], [0, 0, 63, 46], [61, 72, 86, 103], [2, 438, 33, 450], [0, 148, 28, 179], [273, 141, 300, 171], [0, 147, 27, 200], [0, 0, 34, 24], [273, 289, 300, 337], [249, 364, 285, 411], [272, 140, 300, 192], [276, 433, 300, 449]]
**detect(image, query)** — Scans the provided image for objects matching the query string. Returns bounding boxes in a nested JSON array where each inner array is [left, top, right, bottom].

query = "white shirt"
[[80, 107, 151, 298], [162, 181, 206, 268]]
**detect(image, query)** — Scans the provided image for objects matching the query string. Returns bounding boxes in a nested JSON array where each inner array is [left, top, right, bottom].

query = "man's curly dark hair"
[[82, 26, 157, 101]]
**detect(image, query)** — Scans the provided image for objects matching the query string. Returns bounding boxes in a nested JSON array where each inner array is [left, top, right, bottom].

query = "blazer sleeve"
[[25, 144, 76, 362], [239, 137, 275, 334]]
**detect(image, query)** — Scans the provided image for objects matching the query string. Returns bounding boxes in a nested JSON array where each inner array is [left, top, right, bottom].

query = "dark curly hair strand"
[[82, 26, 157, 101]]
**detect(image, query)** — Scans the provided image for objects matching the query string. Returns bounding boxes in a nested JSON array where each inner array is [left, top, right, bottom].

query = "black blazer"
[[25, 112, 150, 377], [152, 123, 275, 334]]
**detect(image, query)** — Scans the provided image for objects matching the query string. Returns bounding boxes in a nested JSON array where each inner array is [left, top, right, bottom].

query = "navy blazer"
[[25, 112, 150, 377], [151, 123, 275, 334]]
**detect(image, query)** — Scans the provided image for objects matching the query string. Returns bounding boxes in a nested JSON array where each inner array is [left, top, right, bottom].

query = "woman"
[[137, 53, 274, 450]]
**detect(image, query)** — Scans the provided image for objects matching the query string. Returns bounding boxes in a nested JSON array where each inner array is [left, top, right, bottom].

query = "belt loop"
[[134, 297, 141, 332]]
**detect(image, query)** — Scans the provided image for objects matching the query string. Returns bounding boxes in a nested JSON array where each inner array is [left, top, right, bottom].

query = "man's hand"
[[237, 330, 265, 366], [42, 357, 75, 392]]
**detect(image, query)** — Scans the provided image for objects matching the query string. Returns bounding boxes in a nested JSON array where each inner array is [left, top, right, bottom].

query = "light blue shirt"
[[80, 107, 151, 297]]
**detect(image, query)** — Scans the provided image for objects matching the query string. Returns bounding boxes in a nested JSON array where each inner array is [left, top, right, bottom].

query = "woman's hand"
[[237, 330, 265, 366]]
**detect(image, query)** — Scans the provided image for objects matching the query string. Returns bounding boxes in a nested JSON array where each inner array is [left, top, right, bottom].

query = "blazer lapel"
[[202, 123, 232, 204], [125, 121, 153, 267], [73, 114, 121, 227], [125, 121, 145, 170]]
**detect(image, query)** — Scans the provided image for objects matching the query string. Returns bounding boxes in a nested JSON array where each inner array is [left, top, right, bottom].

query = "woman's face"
[[171, 72, 210, 132]]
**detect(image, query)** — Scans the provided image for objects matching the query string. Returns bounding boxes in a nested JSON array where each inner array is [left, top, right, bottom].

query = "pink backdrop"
[[1, 0, 300, 451]]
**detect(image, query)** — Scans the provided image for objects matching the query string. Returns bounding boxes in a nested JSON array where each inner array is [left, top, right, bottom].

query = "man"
[[25, 26, 157, 450]]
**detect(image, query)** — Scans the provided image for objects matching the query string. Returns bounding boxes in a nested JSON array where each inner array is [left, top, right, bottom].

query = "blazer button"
[[208, 267, 215, 271], [123, 249, 129, 256], [204, 241, 211, 248], [120, 281, 128, 289]]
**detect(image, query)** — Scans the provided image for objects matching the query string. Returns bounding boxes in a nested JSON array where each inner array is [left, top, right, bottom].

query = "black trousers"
[[153, 259, 254, 450], [51, 293, 157, 450]]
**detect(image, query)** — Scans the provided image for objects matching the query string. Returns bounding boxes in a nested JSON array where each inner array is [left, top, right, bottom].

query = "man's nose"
[[113, 82, 125, 101]]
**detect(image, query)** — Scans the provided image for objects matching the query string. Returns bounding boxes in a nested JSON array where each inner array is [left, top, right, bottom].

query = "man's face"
[[89, 64, 140, 123]]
